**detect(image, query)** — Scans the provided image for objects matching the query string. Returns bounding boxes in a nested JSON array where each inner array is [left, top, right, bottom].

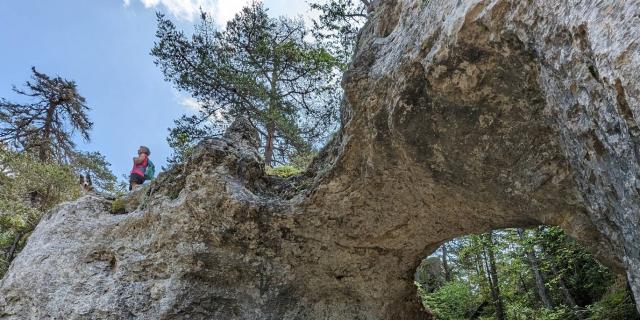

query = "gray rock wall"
[[347, 0, 640, 303]]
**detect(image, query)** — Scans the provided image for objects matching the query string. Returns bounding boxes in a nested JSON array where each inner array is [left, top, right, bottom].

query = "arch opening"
[[414, 226, 639, 319]]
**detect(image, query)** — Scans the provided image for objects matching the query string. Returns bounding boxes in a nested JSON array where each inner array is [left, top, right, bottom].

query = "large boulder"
[[2, 1, 639, 319]]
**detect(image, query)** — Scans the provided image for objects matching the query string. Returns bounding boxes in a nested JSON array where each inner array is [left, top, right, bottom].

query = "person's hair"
[[140, 146, 150, 155]]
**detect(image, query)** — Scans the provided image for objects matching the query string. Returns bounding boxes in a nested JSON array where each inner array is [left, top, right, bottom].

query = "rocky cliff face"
[[2, 1, 639, 319]]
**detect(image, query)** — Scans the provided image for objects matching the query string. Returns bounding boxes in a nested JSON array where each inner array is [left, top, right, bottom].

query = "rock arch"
[[1, 1, 639, 319]]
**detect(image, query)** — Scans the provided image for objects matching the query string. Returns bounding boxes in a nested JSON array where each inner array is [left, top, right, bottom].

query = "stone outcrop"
[[2, 0, 640, 319]]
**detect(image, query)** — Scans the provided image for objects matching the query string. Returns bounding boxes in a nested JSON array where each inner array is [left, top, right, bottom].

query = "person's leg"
[[129, 174, 137, 191], [129, 174, 143, 191]]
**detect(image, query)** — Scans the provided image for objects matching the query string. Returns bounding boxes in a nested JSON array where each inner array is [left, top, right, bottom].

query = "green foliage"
[[71, 151, 119, 193], [0, 67, 92, 163], [533, 227, 613, 306], [165, 115, 218, 168], [289, 151, 317, 171], [504, 301, 539, 320], [265, 151, 316, 176], [0, 146, 81, 275], [419, 281, 477, 320], [309, 0, 368, 66], [417, 227, 639, 320], [587, 281, 640, 320], [152, 1, 341, 166], [266, 165, 302, 177], [0, 69, 121, 279], [0, 67, 120, 194], [537, 306, 579, 320], [110, 198, 126, 215]]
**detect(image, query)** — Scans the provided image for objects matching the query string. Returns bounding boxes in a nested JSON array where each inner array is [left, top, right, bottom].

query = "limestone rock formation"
[[2, 0, 640, 319]]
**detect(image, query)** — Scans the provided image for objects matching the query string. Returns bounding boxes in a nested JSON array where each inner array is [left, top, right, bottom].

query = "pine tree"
[[309, 0, 371, 66], [483, 232, 506, 320], [517, 228, 555, 309], [152, 1, 340, 166], [0, 67, 92, 163]]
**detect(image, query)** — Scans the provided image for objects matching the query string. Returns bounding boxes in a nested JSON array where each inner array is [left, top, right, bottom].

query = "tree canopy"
[[0, 68, 121, 277], [0, 67, 92, 163], [152, 1, 341, 166], [0, 68, 117, 193], [310, 0, 370, 67]]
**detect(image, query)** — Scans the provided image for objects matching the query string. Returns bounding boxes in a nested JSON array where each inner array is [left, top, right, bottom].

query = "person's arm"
[[133, 153, 147, 165]]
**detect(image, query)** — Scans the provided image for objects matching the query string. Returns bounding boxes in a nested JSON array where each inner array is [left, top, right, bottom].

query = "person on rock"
[[129, 146, 150, 191]]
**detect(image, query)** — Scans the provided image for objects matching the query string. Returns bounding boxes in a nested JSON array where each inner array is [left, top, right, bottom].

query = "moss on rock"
[[110, 198, 126, 214]]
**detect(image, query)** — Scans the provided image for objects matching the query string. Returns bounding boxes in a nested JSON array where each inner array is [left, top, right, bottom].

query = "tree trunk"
[[484, 232, 506, 320], [264, 123, 275, 167], [39, 102, 57, 162], [475, 252, 490, 291], [6, 232, 24, 264], [517, 229, 555, 309], [265, 54, 279, 168], [441, 243, 451, 281], [550, 263, 577, 307]]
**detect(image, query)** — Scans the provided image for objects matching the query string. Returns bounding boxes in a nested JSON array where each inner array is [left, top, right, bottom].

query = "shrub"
[[110, 198, 127, 215], [0, 147, 81, 275], [420, 281, 477, 320], [587, 285, 640, 320], [266, 165, 302, 177], [537, 306, 578, 320], [505, 301, 537, 320]]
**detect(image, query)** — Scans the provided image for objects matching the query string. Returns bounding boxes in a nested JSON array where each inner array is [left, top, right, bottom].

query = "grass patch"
[[110, 198, 127, 214], [266, 165, 302, 177]]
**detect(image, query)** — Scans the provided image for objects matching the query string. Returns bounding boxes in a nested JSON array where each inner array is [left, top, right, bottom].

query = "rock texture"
[[2, 0, 640, 319]]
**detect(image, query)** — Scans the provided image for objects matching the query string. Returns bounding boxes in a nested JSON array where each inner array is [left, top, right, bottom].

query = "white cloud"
[[215, 0, 251, 24], [266, 0, 315, 24], [173, 90, 203, 111], [173, 91, 225, 121], [179, 96, 203, 111], [123, 0, 312, 24], [123, 0, 254, 23]]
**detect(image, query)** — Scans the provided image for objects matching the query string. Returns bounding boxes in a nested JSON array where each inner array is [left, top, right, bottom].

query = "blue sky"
[[0, 0, 312, 179]]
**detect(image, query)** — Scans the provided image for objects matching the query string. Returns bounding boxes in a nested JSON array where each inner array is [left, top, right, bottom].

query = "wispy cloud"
[[214, 0, 251, 24], [173, 90, 203, 111], [173, 91, 226, 121], [179, 96, 203, 111], [123, 0, 251, 23]]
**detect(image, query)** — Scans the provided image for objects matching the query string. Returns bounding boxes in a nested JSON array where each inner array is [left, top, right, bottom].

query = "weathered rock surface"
[[2, 0, 640, 319]]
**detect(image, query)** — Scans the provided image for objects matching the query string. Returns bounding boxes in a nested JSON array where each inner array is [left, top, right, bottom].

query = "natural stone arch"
[[1, 1, 639, 319], [288, 0, 630, 316]]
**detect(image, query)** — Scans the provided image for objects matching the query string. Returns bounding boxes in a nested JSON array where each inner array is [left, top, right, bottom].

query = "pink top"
[[131, 156, 148, 177]]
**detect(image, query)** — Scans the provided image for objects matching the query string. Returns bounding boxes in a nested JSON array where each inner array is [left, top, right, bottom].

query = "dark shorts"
[[129, 173, 144, 190]]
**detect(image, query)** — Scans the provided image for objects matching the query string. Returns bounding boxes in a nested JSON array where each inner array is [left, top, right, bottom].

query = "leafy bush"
[[110, 198, 127, 215], [419, 281, 477, 320], [266, 165, 302, 177], [290, 152, 316, 171], [537, 306, 579, 320], [588, 285, 640, 320], [0, 147, 81, 275], [505, 301, 538, 320]]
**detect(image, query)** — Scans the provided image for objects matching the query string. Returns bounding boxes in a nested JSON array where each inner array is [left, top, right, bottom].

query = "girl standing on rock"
[[129, 146, 150, 191]]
